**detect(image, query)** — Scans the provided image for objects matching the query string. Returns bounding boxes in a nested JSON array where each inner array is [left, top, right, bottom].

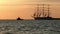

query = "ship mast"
[[33, 4, 41, 17], [42, 4, 45, 17], [47, 4, 50, 17], [36, 4, 40, 17], [42, 4, 50, 17]]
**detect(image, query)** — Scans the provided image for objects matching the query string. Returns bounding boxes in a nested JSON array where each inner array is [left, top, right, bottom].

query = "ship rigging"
[[32, 4, 52, 20]]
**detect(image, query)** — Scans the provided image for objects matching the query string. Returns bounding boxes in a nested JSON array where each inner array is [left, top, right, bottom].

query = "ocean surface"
[[0, 20, 60, 34]]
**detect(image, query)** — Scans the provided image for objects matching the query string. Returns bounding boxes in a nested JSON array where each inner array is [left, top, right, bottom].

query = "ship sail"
[[32, 4, 52, 20]]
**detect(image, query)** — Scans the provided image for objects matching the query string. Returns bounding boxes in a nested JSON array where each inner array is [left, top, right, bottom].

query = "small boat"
[[17, 17, 23, 20]]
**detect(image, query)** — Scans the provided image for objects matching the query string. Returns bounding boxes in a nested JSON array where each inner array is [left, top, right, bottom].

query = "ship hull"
[[34, 17, 60, 20]]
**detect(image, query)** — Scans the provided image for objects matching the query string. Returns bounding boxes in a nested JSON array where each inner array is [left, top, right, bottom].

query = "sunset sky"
[[0, 0, 60, 19]]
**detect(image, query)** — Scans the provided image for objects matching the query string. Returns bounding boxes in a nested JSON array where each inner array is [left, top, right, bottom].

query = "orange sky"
[[0, 0, 60, 19]]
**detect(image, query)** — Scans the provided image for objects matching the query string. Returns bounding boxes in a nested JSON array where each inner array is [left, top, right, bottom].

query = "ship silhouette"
[[32, 4, 60, 20], [17, 17, 23, 20]]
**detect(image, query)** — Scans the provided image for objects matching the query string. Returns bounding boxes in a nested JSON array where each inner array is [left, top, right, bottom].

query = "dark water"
[[0, 20, 60, 34]]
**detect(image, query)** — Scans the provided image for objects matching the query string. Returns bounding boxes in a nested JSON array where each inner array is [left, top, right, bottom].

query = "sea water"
[[0, 20, 60, 34]]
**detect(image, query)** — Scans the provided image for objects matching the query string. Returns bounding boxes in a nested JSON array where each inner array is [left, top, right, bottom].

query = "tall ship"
[[32, 4, 54, 20]]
